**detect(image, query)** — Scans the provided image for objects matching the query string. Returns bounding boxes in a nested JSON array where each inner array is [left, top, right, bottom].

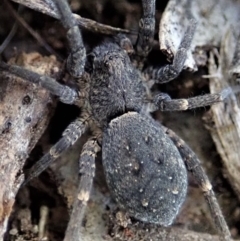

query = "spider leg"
[[144, 19, 197, 83], [0, 61, 78, 104], [64, 138, 100, 241], [22, 117, 88, 186], [114, 33, 134, 54], [152, 88, 231, 111], [131, 0, 155, 69], [135, 0, 156, 57], [163, 127, 231, 241], [53, 0, 86, 78]]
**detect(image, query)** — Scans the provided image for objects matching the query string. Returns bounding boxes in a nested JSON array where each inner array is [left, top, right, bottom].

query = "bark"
[[0, 52, 59, 240]]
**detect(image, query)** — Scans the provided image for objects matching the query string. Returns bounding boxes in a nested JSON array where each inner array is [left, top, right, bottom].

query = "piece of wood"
[[0, 52, 59, 239], [10, 0, 129, 35], [204, 29, 240, 201]]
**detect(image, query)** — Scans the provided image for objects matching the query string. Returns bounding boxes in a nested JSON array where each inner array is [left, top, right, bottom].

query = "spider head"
[[90, 42, 131, 75]]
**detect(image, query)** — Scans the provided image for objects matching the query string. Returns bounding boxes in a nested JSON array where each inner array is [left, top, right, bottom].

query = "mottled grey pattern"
[[103, 112, 187, 225]]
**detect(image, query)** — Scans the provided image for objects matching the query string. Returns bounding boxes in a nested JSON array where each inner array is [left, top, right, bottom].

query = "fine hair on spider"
[[0, 0, 233, 241]]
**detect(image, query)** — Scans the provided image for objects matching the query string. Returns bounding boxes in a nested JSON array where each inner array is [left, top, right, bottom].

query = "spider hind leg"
[[164, 127, 231, 241]]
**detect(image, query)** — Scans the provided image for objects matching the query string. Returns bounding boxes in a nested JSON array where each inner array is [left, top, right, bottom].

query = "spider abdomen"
[[102, 112, 188, 226]]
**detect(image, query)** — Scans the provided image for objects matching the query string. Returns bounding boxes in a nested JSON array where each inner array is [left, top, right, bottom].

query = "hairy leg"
[[163, 126, 231, 241], [144, 19, 196, 83], [152, 88, 231, 111], [53, 0, 86, 77], [0, 61, 78, 104], [132, 0, 156, 69], [22, 116, 89, 185], [64, 138, 100, 241], [135, 0, 156, 57]]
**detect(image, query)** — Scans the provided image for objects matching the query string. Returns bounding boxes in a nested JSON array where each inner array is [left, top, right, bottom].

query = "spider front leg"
[[64, 138, 100, 241], [135, 0, 156, 57], [23, 116, 89, 185], [53, 0, 86, 77], [163, 127, 231, 241], [145, 19, 197, 83], [0, 61, 78, 104], [152, 88, 231, 111], [132, 0, 155, 69]]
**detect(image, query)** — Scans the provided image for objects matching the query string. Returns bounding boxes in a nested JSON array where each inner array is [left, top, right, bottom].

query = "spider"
[[0, 0, 232, 240]]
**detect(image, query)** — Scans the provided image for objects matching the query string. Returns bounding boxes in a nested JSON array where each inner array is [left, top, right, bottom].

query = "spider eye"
[[104, 61, 109, 68], [89, 53, 95, 66], [139, 18, 144, 28]]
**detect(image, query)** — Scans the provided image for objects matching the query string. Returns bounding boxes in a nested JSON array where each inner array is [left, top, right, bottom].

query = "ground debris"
[[203, 28, 240, 202], [0, 52, 59, 239], [160, 0, 240, 70]]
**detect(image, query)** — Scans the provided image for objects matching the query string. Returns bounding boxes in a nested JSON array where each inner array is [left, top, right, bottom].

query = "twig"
[[10, 0, 130, 35], [5, 0, 62, 59], [0, 5, 22, 54]]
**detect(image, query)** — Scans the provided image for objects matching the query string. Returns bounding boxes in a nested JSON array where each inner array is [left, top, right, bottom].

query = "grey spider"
[[0, 0, 232, 240]]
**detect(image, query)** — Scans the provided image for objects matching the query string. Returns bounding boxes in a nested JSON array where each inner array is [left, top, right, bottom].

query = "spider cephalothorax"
[[90, 41, 147, 126]]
